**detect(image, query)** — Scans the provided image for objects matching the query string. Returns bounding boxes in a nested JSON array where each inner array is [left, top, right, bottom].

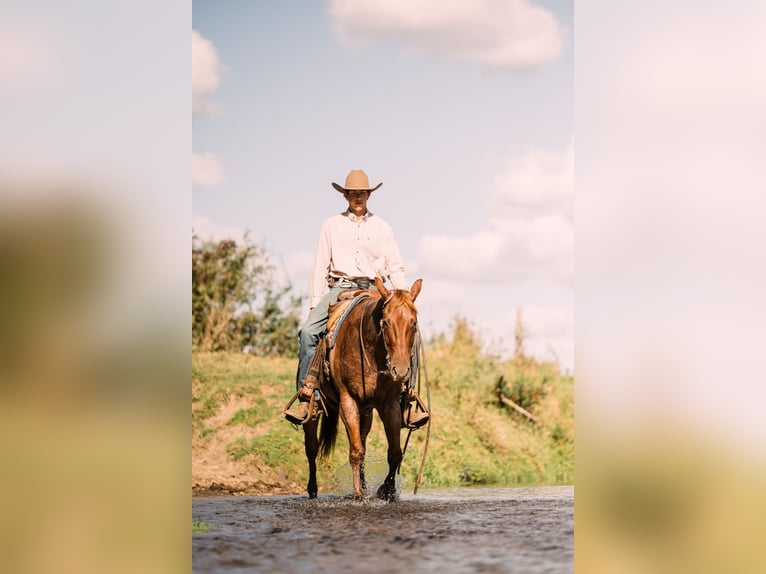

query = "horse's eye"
[[381, 320, 389, 330], [412, 322, 418, 331]]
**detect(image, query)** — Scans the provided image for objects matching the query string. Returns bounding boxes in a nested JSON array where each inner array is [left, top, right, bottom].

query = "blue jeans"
[[296, 284, 376, 391]]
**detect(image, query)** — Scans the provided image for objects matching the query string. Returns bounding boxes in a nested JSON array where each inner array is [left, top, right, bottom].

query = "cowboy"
[[284, 169, 429, 428]]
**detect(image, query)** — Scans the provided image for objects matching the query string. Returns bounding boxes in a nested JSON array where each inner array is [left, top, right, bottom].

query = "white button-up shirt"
[[309, 209, 408, 308]]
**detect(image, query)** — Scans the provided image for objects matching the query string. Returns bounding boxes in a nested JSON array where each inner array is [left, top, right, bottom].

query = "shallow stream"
[[192, 485, 574, 573]]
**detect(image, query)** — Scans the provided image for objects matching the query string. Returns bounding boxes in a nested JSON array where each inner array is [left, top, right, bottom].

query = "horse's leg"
[[359, 408, 374, 492], [303, 418, 319, 499], [376, 401, 403, 501], [339, 393, 365, 499]]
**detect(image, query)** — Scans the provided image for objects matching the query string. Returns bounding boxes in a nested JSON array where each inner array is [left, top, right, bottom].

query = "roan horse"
[[302, 277, 422, 500]]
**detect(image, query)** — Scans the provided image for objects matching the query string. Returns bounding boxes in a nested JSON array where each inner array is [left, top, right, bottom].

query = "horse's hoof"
[[376, 485, 398, 502], [376, 492, 398, 502], [308, 491, 317, 499]]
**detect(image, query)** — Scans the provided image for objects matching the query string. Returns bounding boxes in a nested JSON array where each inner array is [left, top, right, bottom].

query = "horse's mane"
[[383, 290, 418, 314]]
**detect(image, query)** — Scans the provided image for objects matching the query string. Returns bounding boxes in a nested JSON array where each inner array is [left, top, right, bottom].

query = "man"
[[284, 169, 429, 428]]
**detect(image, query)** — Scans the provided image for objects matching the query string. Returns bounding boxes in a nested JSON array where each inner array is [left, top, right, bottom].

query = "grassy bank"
[[192, 328, 573, 495]]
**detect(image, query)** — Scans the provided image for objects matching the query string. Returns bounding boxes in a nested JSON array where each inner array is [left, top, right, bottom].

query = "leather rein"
[[358, 292, 407, 399]]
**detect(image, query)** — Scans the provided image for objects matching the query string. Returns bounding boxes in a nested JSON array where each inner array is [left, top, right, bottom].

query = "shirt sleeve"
[[309, 221, 331, 308], [382, 223, 409, 290]]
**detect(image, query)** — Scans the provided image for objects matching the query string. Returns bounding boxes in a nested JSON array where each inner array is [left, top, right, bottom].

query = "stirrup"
[[402, 402, 429, 429], [407, 391, 428, 412], [283, 393, 310, 425], [283, 390, 326, 425], [402, 391, 429, 429]]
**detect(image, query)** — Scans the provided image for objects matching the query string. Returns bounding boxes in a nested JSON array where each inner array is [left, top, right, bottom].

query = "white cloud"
[[420, 213, 572, 281], [192, 32, 224, 191], [419, 142, 573, 282], [419, 230, 502, 276], [489, 141, 573, 219], [192, 152, 224, 187], [192, 30, 222, 115], [192, 215, 247, 244], [413, 278, 467, 318], [328, 0, 562, 69], [409, 277, 472, 349]]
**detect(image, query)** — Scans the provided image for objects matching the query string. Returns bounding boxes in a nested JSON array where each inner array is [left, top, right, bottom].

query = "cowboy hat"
[[332, 169, 382, 193]]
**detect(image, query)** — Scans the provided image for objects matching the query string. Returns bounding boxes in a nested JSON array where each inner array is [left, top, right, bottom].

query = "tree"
[[238, 286, 302, 357], [192, 233, 302, 355]]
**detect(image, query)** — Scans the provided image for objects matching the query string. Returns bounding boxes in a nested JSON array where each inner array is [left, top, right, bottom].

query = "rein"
[[411, 326, 432, 494], [359, 306, 368, 399], [398, 327, 432, 494], [358, 294, 387, 399], [358, 293, 395, 384], [355, 290, 431, 494]]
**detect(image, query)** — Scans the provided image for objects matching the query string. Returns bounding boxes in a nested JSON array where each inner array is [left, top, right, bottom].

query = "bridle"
[[357, 291, 417, 397], [377, 293, 417, 381]]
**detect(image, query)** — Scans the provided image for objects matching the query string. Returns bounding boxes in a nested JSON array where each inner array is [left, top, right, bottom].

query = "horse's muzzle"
[[388, 363, 411, 383]]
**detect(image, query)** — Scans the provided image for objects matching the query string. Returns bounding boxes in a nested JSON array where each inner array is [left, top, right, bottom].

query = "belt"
[[333, 276, 373, 289]]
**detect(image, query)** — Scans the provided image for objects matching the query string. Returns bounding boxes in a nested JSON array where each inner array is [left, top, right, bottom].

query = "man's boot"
[[286, 340, 326, 425], [402, 391, 429, 429], [284, 399, 310, 425], [284, 379, 317, 424]]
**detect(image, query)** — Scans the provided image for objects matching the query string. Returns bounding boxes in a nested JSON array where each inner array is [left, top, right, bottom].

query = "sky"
[[192, 0, 573, 372], [4, 3, 766, 570]]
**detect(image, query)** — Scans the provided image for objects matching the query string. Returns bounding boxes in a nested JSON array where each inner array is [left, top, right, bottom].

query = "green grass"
[[192, 327, 574, 491], [192, 520, 214, 534]]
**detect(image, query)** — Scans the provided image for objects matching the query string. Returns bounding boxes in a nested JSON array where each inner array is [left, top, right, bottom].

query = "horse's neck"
[[359, 298, 383, 345]]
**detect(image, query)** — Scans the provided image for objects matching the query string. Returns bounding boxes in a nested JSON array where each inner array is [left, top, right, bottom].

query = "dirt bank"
[[192, 392, 303, 496]]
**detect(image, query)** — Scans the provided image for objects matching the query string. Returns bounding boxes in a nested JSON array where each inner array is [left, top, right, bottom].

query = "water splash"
[[333, 454, 404, 498]]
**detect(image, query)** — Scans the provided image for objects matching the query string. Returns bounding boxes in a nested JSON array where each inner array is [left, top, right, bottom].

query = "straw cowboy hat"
[[332, 169, 382, 193]]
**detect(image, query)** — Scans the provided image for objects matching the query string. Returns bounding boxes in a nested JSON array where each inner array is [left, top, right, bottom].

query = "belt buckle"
[[356, 277, 371, 289]]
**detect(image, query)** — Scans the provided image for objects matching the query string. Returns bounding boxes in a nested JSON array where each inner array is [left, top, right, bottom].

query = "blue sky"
[[193, 0, 573, 372]]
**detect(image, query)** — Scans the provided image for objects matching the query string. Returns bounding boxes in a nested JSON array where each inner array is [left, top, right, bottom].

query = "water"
[[192, 485, 573, 573], [333, 455, 403, 496]]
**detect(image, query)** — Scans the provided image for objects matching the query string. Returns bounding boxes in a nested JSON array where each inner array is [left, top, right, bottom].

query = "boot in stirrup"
[[284, 380, 317, 425], [402, 391, 429, 429], [284, 400, 311, 425]]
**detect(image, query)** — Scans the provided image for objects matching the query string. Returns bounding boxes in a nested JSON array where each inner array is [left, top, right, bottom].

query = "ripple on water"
[[193, 486, 574, 574]]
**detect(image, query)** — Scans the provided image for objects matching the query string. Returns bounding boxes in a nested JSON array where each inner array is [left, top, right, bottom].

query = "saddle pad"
[[325, 291, 373, 350]]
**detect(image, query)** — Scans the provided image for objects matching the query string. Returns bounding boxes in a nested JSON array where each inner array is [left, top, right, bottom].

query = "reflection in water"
[[193, 486, 573, 573]]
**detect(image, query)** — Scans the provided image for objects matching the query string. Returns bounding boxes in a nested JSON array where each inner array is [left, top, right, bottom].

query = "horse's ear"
[[409, 278, 423, 301], [375, 277, 390, 299]]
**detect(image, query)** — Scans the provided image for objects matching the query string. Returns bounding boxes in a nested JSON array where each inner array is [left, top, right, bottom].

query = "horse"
[[302, 276, 422, 500]]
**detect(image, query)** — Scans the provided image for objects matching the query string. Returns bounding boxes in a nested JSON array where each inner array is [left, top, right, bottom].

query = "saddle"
[[284, 290, 379, 424], [325, 289, 379, 349]]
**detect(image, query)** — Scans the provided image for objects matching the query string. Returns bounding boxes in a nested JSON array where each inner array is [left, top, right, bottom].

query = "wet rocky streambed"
[[193, 485, 573, 573]]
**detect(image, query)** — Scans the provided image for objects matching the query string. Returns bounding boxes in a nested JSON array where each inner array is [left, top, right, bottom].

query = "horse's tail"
[[318, 401, 339, 459]]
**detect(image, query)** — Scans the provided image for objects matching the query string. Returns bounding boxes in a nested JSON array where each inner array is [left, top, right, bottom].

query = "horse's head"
[[375, 277, 423, 383]]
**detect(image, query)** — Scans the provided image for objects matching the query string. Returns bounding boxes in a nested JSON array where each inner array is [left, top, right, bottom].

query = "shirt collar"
[[344, 209, 372, 223]]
